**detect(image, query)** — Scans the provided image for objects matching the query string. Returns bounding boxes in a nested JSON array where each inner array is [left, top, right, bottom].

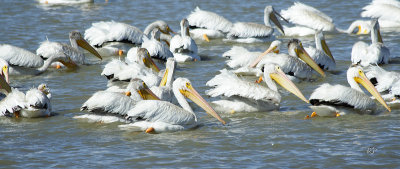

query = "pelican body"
[[206, 64, 308, 113], [187, 7, 233, 41], [361, 0, 400, 28], [309, 65, 390, 117], [119, 78, 226, 133], [280, 2, 336, 36], [351, 19, 390, 67], [141, 29, 173, 61], [226, 6, 286, 43]]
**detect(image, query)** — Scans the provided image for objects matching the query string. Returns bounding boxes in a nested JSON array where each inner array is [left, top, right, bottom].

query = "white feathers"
[[84, 21, 144, 47], [141, 36, 173, 61], [351, 42, 390, 67], [81, 91, 138, 116], [0, 44, 43, 68], [361, 0, 400, 25], [187, 7, 233, 33], [227, 22, 273, 39], [280, 2, 335, 32]]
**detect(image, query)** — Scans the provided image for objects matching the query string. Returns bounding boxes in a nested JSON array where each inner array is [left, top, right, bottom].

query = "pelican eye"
[[185, 82, 190, 88]]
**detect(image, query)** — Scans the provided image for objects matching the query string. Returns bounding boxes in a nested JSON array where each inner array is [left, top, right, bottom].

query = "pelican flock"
[[3, 0, 400, 136]]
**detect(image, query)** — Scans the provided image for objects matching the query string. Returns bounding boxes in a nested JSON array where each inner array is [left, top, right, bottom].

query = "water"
[[1, 0, 400, 168]]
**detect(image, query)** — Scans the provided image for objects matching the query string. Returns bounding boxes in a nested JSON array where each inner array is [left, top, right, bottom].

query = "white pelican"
[[0, 76, 52, 118], [78, 79, 159, 123], [150, 58, 178, 105], [206, 64, 308, 113], [170, 19, 200, 62], [119, 78, 226, 133], [226, 6, 286, 43], [84, 20, 175, 54], [280, 2, 336, 36], [309, 65, 390, 117], [364, 66, 400, 106], [361, 0, 400, 28], [304, 30, 335, 70], [351, 19, 390, 67], [101, 48, 161, 87], [141, 29, 174, 61], [187, 6, 233, 41], [222, 40, 281, 69], [342, 20, 371, 35], [235, 39, 325, 80], [38, 0, 93, 4], [0, 44, 80, 75]]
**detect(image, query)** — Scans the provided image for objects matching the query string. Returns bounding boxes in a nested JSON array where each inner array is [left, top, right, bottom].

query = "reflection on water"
[[0, 0, 399, 168]]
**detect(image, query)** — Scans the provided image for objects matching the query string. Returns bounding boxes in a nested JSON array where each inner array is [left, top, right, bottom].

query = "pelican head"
[[0, 58, 9, 84], [371, 19, 383, 43], [288, 39, 325, 77], [38, 84, 50, 96], [137, 48, 160, 73], [126, 79, 160, 100], [69, 30, 102, 60], [260, 63, 309, 103], [347, 65, 390, 112], [249, 40, 282, 68], [173, 78, 226, 125], [264, 6, 287, 35], [315, 30, 335, 63], [159, 58, 176, 87], [154, 20, 176, 35], [348, 20, 370, 35]]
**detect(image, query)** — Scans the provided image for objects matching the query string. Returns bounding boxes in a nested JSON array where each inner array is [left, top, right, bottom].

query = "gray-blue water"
[[0, 0, 399, 168]]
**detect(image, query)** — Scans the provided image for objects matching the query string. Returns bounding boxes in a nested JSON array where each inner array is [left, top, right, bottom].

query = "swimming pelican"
[[0, 76, 51, 118], [226, 6, 286, 43], [150, 58, 178, 105], [141, 29, 174, 61], [222, 40, 281, 69], [280, 2, 336, 36], [170, 19, 200, 62], [101, 48, 161, 87], [187, 6, 233, 41], [0, 44, 80, 75], [206, 64, 308, 113], [361, 0, 400, 28], [119, 78, 226, 133], [78, 79, 159, 123], [309, 65, 390, 117], [84, 20, 175, 54], [304, 30, 335, 70], [38, 0, 93, 4], [351, 19, 390, 67], [235, 39, 325, 80], [37, 30, 102, 65]]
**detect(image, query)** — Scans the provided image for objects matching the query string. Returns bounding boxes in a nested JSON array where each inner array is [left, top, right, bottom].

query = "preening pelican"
[[170, 19, 200, 62], [187, 6, 233, 41], [77, 79, 159, 123], [280, 2, 336, 36], [342, 20, 371, 35], [0, 76, 51, 118], [222, 40, 281, 69], [236, 39, 325, 80], [119, 78, 226, 133], [309, 65, 390, 117], [38, 0, 93, 4], [304, 30, 335, 70], [101, 48, 161, 87], [37, 31, 102, 66], [351, 19, 390, 67], [141, 29, 174, 61], [361, 0, 400, 28], [84, 20, 175, 54], [150, 58, 178, 105], [206, 64, 308, 113], [226, 6, 286, 43], [0, 44, 79, 75]]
